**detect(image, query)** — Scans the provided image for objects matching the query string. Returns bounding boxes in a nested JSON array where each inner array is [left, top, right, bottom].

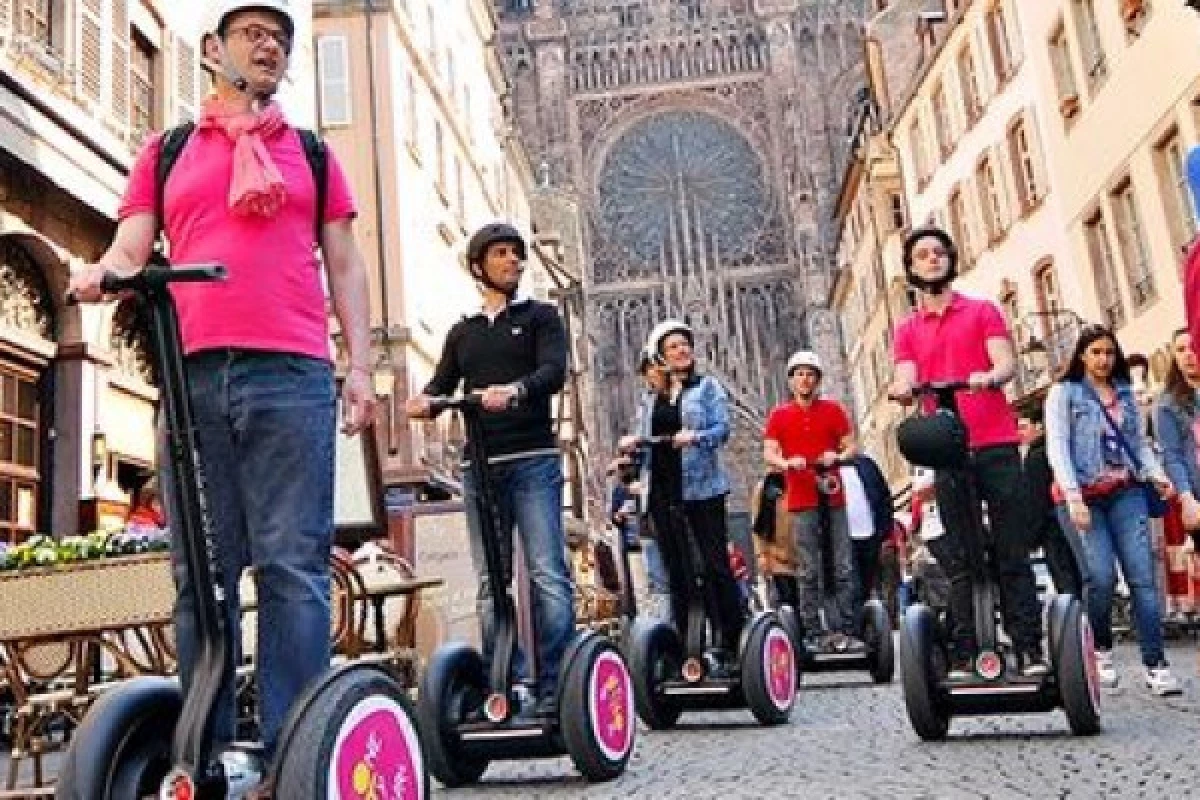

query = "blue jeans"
[[643, 537, 669, 595], [1056, 486, 1166, 667], [162, 350, 335, 758], [463, 454, 575, 697]]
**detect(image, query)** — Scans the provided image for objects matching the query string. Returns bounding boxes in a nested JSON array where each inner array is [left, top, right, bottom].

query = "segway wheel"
[[777, 604, 806, 681], [899, 605, 950, 741], [864, 600, 895, 684], [740, 614, 796, 726], [1053, 596, 1101, 736], [273, 664, 426, 799], [55, 677, 181, 800], [415, 642, 490, 787], [558, 634, 636, 782], [1047, 592, 1068, 665], [629, 619, 684, 730]]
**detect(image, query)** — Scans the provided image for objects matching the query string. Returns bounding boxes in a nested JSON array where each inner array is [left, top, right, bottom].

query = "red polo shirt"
[[764, 398, 851, 512], [892, 291, 1020, 449]]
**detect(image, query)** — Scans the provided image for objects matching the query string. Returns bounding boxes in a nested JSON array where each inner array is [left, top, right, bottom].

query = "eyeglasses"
[[227, 23, 292, 54], [911, 246, 948, 260]]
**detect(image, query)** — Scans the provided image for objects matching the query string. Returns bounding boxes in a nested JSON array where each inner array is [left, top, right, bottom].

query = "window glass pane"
[[15, 484, 34, 529], [0, 421, 13, 463], [1, 375, 15, 415], [17, 379, 36, 420], [0, 479, 11, 525], [16, 425, 35, 468]]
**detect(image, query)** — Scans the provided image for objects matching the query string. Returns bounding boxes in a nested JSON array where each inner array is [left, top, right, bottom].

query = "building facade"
[[0, 0, 317, 542], [496, 0, 872, 512]]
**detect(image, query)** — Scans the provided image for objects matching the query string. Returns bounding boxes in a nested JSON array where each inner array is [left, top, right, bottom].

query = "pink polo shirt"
[[119, 127, 357, 359], [892, 292, 1020, 449]]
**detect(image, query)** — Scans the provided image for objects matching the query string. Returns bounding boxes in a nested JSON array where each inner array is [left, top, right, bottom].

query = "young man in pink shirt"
[[889, 226, 1048, 681], [67, 1, 375, 787]]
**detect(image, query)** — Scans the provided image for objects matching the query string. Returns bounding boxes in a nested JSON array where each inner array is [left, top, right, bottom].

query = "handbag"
[[1081, 382, 1169, 518]]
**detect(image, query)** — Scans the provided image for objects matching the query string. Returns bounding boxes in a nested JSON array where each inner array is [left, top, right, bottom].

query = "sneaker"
[[1146, 663, 1182, 697], [534, 694, 559, 718], [704, 650, 735, 680], [1020, 656, 1051, 678], [1095, 649, 1118, 689]]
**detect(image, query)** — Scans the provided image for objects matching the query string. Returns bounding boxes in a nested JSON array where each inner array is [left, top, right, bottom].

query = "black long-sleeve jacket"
[[423, 298, 568, 459]]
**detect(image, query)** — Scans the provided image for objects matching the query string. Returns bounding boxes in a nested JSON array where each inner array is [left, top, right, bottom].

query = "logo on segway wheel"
[[764, 628, 796, 709], [682, 657, 704, 683], [331, 697, 424, 800], [976, 650, 1003, 681], [159, 769, 194, 800], [589, 650, 634, 762]]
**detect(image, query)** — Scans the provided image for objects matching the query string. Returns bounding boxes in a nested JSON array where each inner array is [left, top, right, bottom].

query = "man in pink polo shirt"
[[889, 225, 1047, 681], [67, 1, 376, 787]]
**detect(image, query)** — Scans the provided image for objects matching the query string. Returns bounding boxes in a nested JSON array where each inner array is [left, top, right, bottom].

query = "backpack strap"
[[154, 122, 196, 243], [297, 128, 328, 247]]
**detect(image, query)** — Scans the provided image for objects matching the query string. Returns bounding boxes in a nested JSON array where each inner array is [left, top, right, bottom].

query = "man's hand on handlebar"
[[66, 264, 141, 304], [479, 384, 520, 412], [816, 451, 840, 468], [405, 394, 432, 419], [785, 456, 807, 471], [967, 371, 995, 391]]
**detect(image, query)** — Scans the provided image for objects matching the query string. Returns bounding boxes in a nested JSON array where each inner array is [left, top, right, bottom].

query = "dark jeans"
[[851, 534, 883, 631], [1030, 513, 1083, 598], [934, 445, 1043, 659], [793, 507, 856, 635], [651, 495, 744, 652], [463, 454, 575, 697], [163, 350, 335, 758]]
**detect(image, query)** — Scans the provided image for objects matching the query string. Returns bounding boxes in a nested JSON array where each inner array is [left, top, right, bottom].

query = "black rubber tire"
[[1055, 597, 1102, 736], [740, 615, 796, 726], [1047, 593, 1068, 667], [558, 634, 636, 782], [899, 605, 950, 741], [865, 600, 895, 684], [415, 643, 490, 787], [274, 664, 426, 799], [55, 677, 181, 800], [628, 619, 684, 730]]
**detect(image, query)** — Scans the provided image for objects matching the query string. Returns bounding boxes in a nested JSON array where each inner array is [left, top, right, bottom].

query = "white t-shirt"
[[840, 465, 876, 541]]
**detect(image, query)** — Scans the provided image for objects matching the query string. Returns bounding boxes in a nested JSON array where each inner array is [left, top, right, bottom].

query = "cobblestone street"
[[438, 642, 1200, 799]]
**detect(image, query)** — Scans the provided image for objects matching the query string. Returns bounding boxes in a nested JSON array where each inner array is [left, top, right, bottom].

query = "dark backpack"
[[153, 121, 328, 245]]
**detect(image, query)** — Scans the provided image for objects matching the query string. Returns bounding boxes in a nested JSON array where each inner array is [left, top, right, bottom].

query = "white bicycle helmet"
[[785, 350, 823, 376], [206, 0, 295, 39], [646, 319, 694, 356]]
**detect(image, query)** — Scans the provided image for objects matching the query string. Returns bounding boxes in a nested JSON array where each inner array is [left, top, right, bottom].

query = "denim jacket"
[[1151, 390, 1200, 497], [634, 373, 731, 506], [1045, 380, 1166, 496]]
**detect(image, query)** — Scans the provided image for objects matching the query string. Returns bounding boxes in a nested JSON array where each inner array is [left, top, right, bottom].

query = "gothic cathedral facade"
[[496, 0, 870, 511]]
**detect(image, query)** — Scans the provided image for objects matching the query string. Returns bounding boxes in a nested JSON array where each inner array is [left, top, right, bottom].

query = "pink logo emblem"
[[334, 707, 420, 800], [590, 650, 634, 761]]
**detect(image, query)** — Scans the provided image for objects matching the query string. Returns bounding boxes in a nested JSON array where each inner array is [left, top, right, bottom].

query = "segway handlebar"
[[911, 381, 972, 394], [427, 392, 522, 418], [65, 263, 228, 304]]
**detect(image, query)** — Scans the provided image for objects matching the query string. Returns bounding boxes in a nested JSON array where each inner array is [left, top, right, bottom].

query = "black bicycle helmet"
[[902, 225, 958, 293], [896, 409, 969, 470], [466, 222, 527, 266]]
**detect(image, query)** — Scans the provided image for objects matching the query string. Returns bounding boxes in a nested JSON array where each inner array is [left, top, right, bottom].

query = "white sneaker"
[[1145, 664, 1182, 697], [1095, 649, 1118, 689]]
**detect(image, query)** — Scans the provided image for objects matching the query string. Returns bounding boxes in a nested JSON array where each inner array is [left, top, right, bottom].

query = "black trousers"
[[771, 575, 800, 609], [651, 494, 744, 651], [934, 445, 1043, 657], [1029, 512, 1084, 598], [851, 534, 883, 608]]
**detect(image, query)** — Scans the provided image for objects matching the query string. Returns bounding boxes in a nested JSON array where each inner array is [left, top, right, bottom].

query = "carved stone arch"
[[108, 297, 155, 385], [0, 235, 57, 344], [713, 38, 726, 73], [660, 44, 673, 80]]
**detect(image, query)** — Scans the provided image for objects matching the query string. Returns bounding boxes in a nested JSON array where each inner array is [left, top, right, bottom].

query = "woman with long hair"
[[619, 319, 743, 676], [1045, 324, 1179, 695]]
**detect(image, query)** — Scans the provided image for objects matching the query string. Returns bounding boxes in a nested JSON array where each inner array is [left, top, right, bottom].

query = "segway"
[[775, 461, 894, 684], [416, 395, 635, 787], [626, 437, 796, 730], [895, 382, 1100, 741], [57, 264, 427, 799]]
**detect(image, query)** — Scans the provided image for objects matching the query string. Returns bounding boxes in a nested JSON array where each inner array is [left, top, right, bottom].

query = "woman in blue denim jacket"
[[1152, 328, 1200, 536], [619, 319, 742, 673], [1045, 325, 1179, 696]]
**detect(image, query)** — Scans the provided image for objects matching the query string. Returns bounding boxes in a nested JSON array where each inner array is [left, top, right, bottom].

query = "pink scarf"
[[197, 97, 288, 218]]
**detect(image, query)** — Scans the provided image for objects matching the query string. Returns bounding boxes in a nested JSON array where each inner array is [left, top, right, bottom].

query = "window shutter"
[[316, 35, 352, 127], [111, 0, 130, 130], [78, 0, 103, 104], [175, 36, 198, 123], [0, 0, 12, 37]]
